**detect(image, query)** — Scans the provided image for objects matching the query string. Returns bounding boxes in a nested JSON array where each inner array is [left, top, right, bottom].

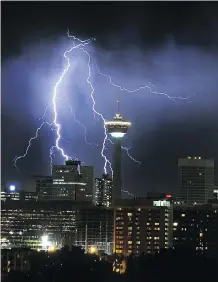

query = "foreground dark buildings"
[[173, 203, 218, 258], [2, 247, 218, 282]]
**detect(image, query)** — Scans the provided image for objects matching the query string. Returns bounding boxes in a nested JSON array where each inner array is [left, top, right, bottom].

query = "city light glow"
[[105, 121, 132, 126], [9, 185, 16, 192], [88, 246, 97, 254], [110, 132, 126, 138], [41, 235, 52, 249]]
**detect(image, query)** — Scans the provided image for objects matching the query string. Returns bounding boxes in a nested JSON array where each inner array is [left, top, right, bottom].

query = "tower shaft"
[[112, 138, 122, 204]]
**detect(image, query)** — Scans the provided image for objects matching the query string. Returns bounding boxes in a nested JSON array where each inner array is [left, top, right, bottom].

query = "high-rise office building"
[[80, 166, 94, 202], [105, 101, 131, 205], [114, 198, 173, 256], [35, 164, 93, 202], [52, 160, 87, 202], [173, 203, 218, 258], [178, 157, 214, 204], [36, 176, 53, 201], [94, 174, 113, 207]]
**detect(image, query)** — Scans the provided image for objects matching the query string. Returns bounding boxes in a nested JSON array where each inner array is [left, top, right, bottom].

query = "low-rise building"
[[1, 200, 113, 254]]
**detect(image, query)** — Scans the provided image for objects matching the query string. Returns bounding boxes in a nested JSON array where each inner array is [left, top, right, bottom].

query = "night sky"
[[2, 1, 218, 196]]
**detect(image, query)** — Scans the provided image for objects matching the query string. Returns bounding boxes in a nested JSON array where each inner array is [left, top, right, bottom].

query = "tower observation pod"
[[105, 101, 131, 205]]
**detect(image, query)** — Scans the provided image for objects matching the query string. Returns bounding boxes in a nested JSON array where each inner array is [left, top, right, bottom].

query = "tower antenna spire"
[[117, 100, 120, 113]]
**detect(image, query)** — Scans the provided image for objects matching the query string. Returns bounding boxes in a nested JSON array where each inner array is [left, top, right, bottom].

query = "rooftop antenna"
[[117, 100, 120, 114]]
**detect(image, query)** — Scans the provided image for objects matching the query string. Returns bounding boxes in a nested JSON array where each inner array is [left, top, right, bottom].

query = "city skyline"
[[2, 2, 218, 280], [2, 2, 218, 196]]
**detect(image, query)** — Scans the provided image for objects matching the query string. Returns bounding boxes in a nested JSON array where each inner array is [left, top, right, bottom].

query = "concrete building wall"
[[178, 157, 214, 204]]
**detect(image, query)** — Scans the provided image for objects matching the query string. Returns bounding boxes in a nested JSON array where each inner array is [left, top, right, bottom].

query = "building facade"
[[52, 160, 87, 201], [74, 206, 113, 254], [94, 174, 113, 208], [1, 200, 113, 254], [36, 176, 53, 201], [114, 198, 173, 256], [173, 203, 218, 258], [1, 190, 38, 202], [178, 157, 214, 204], [80, 165, 94, 202]]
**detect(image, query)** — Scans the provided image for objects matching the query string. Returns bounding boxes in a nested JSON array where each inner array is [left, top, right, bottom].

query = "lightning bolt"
[[64, 100, 99, 148], [107, 138, 141, 166], [13, 121, 53, 171], [14, 30, 190, 203], [52, 38, 93, 161], [95, 64, 192, 101], [37, 96, 97, 148], [79, 46, 112, 175], [14, 35, 93, 169], [121, 189, 134, 198]]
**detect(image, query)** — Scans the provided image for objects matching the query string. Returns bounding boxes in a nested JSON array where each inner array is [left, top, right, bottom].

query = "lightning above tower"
[[14, 30, 190, 185], [79, 46, 112, 174], [95, 64, 192, 101]]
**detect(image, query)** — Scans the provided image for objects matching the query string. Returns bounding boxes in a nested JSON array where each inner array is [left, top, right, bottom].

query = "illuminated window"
[[137, 208, 141, 211], [181, 213, 185, 217], [128, 227, 132, 230], [117, 241, 123, 244], [128, 241, 132, 245], [155, 222, 160, 226], [127, 213, 132, 217], [136, 241, 140, 245]]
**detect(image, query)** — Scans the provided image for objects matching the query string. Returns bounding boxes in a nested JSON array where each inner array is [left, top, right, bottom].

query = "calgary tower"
[[105, 101, 131, 204]]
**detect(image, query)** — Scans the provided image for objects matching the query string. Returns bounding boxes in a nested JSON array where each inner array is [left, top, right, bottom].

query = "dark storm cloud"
[[2, 2, 218, 195]]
